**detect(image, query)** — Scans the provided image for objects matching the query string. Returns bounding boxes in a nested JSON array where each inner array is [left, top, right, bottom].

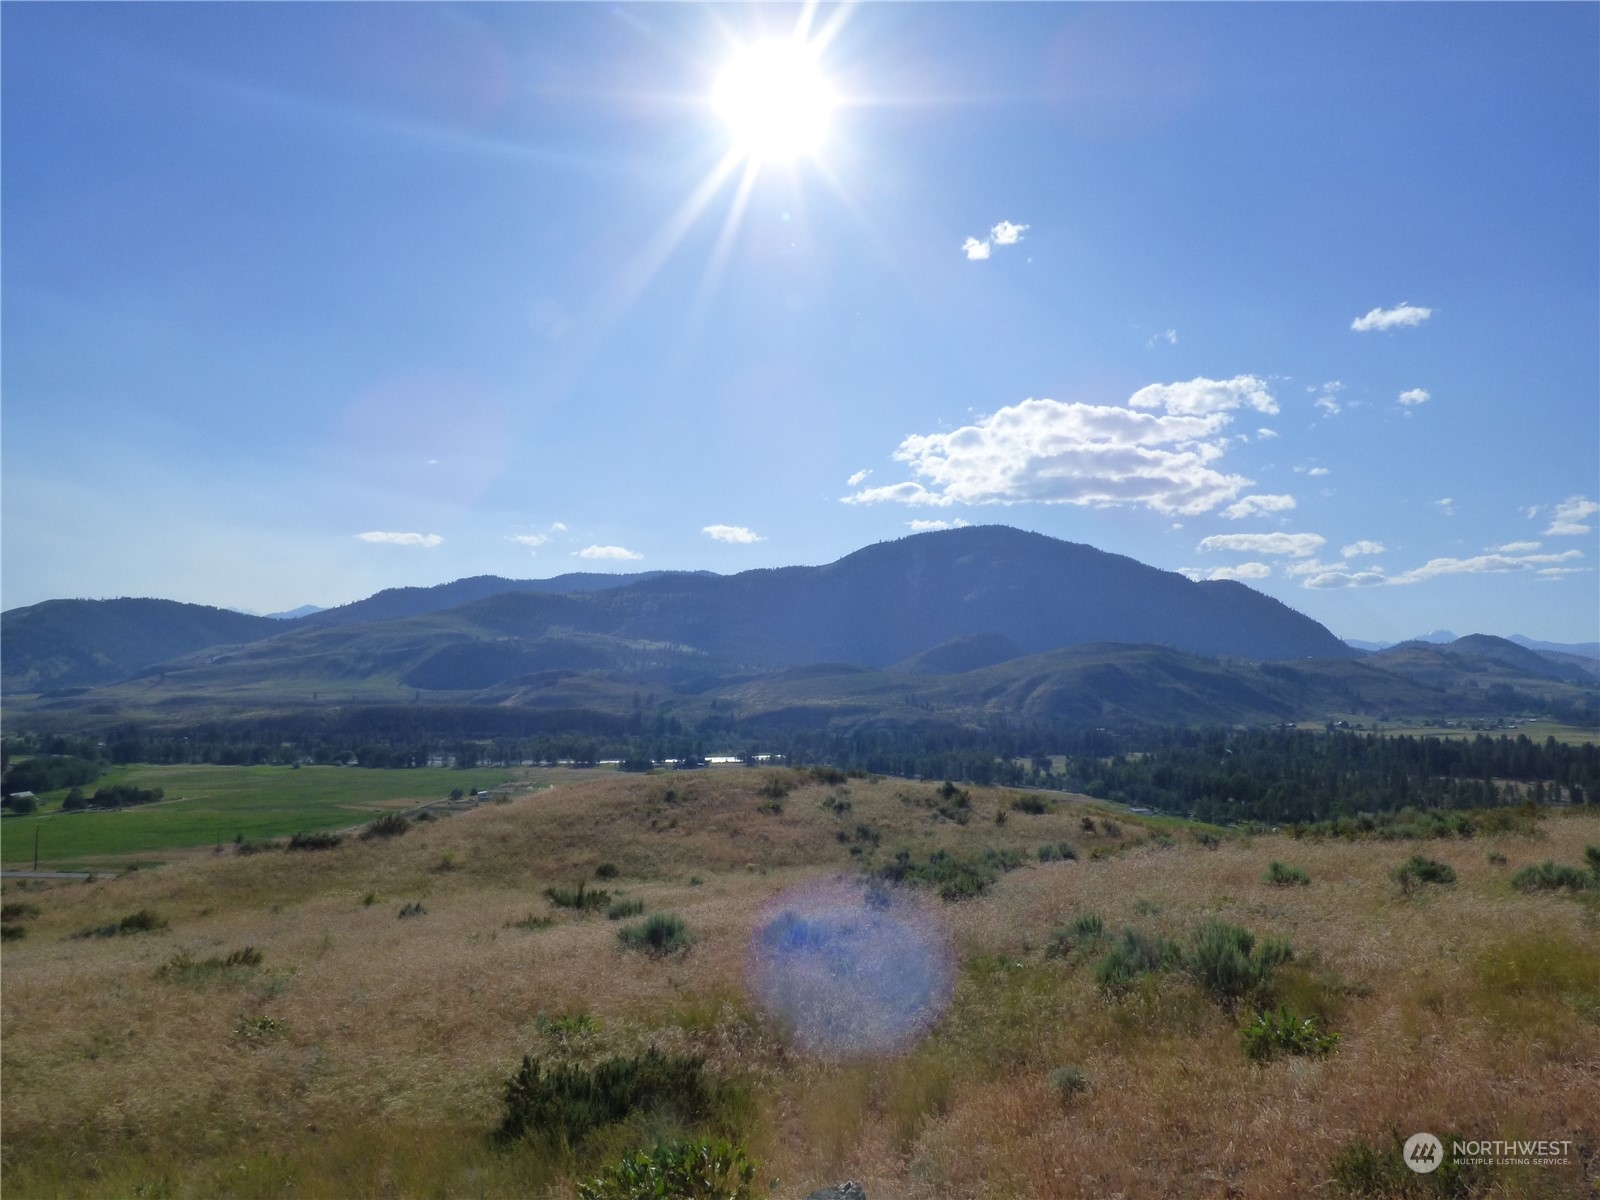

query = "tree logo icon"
[[1403, 1132, 1444, 1174]]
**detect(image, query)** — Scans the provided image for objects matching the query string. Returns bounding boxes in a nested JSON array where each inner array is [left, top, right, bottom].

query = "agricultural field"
[[0, 764, 535, 869], [2, 768, 1596, 1198]]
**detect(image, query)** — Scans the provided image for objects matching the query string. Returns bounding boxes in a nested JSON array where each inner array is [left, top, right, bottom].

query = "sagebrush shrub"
[[1510, 860, 1592, 893], [618, 913, 691, 955], [1046, 1065, 1090, 1100], [1264, 861, 1310, 887], [1393, 854, 1456, 894], [286, 830, 343, 851], [546, 880, 611, 911], [606, 898, 644, 921]]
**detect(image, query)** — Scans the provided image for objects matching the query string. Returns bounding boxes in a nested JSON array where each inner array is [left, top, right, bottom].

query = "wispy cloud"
[[550, 521, 569, 533], [908, 518, 970, 531], [508, 533, 549, 550], [846, 469, 872, 487], [841, 377, 1278, 516], [1256, 427, 1279, 440], [1341, 540, 1386, 557], [1397, 388, 1431, 406], [1199, 532, 1325, 558], [1309, 381, 1343, 417], [961, 237, 991, 261], [1294, 465, 1330, 477], [1221, 493, 1297, 520], [355, 531, 443, 547], [1148, 329, 1178, 347], [575, 545, 642, 561], [1302, 564, 1387, 589], [1434, 498, 1454, 516], [703, 524, 763, 544], [1351, 302, 1432, 332], [1178, 562, 1271, 582], [1496, 541, 1541, 553], [1545, 495, 1598, 536], [1388, 548, 1583, 585]]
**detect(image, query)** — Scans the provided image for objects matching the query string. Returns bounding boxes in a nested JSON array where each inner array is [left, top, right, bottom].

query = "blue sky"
[[4, 3, 1597, 643]]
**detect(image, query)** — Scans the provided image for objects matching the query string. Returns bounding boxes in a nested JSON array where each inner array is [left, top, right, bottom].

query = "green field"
[[0, 764, 528, 868]]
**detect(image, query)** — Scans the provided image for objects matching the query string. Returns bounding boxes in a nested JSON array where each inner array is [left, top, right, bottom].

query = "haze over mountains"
[[3, 527, 1594, 731]]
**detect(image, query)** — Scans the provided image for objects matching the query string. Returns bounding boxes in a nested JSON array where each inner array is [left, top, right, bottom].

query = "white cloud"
[[1544, 495, 1599, 537], [1178, 562, 1272, 582], [355, 531, 443, 547], [1293, 465, 1330, 477], [1387, 548, 1583, 585], [1536, 567, 1590, 579], [908, 518, 970, 532], [702, 524, 763, 544], [1496, 541, 1541, 553], [1397, 388, 1431, 406], [846, 469, 871, 487], [990, 220, 1028, 245], [509, 533, 549, 551], [842, 378, 1281, 516], [1351, 302, 1433, 332], [962, 237, 991, 261], [550, 522, 569, 533], [1222, 493, 1297, 520], [1341, 540, 1386, 557], [1314, 395, 1341, 416], [1148, 329, 1179, 347], [1199, 532, 1326, 558], [1304, 566, 1387, 589], [1256, 427, 1279, 440], [1434, 498, 1455, 515], [1128, 374, 1278, 416], [575, 545, 643, 561]]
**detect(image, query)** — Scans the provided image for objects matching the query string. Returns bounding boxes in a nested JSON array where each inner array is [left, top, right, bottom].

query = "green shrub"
[[1010, 794, 1049, 815], [1264, 861, 1310, 887], [1046, 913, 1106, 959], [397, 901, 426, 919], [234, 837, 276, 856], [1485, 850, 1508, 866], [74, 909, 168, 938], [1329, 1126, 1483, 1197], [1393, 854, 1456, 893], [157, 945, 263, 983], [1585, 845, 1600, 876], [618, 913, 692, 956], [606, 898, 645, 921], [1, 902, 41, 922], [577, 1137, 760, 1200], [1095, 927, 1181, 992], [1, 924, 26, 942], [1046, 1065, 1090, 1100], [508, 913, 554, 931], [546, 880, 612, 911], [494, 1048, 718, 1147], [757, 774, 794, 800], [1510, 860, 1593, 893], [361, 813, 410, 840], [1241, 1006, 1339, 1061], [595, 862, 619, 880], [286, 830, 343, 851]]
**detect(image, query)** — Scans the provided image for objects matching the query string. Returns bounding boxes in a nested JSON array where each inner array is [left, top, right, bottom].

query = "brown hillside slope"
[[3, 770, 1596, 1198]]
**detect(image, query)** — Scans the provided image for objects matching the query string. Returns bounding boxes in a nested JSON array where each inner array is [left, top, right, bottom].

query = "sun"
[[712, 40, 836, 163]]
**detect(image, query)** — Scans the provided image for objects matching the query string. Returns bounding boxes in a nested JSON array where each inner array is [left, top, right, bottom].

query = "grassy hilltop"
[[3, 768, 1597, 1198]]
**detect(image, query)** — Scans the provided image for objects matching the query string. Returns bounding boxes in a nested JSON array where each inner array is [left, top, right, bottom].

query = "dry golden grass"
[[3, 769, 1597, 1198]]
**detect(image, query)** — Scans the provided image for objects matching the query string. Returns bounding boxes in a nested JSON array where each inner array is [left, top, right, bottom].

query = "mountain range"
[[3, 526, 1594, 732]]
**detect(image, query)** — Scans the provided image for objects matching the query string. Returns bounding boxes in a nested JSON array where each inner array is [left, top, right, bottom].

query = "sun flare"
[[712, 40, 836, 163]]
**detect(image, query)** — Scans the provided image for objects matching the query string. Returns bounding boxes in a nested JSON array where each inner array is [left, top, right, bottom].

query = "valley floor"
[[2, 770, 1596, 1198]]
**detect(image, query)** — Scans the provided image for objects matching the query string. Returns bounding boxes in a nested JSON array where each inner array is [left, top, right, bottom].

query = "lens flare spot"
[[747, 881, 953, 1057]]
